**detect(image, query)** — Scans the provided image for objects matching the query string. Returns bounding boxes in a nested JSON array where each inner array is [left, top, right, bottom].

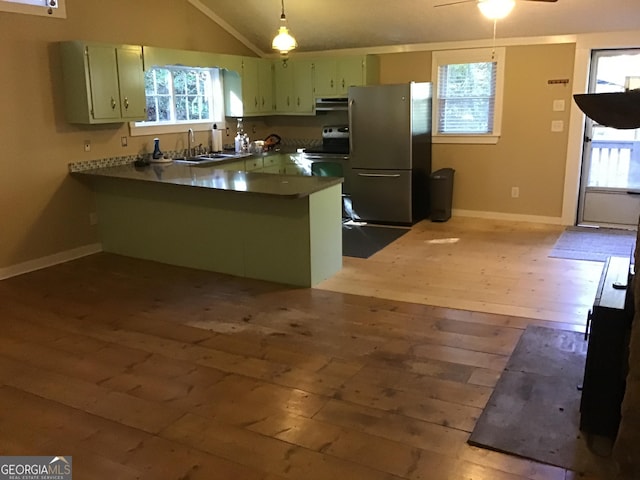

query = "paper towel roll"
[[211, 129, 223, 152]]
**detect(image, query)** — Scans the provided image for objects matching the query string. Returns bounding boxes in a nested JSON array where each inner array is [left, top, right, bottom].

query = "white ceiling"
[[193, 0, 640, 55]]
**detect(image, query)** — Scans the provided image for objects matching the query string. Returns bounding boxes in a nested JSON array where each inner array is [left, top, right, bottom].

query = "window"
[[0, 0, 66, 18], [130, 66, 224, 137], [432, 47, 506, 144]]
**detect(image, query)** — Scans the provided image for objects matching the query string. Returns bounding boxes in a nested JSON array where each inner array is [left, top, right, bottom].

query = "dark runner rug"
[[549, 226, 636, 262], [342, 224, 409, 259], [468, 326, 614, 476]]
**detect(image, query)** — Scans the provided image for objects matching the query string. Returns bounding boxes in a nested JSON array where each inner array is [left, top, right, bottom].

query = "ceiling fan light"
[[477, 0, 516, 20]]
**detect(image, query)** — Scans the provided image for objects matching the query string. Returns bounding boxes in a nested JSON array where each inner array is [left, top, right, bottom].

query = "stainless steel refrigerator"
[[348, 82, 432, 225]]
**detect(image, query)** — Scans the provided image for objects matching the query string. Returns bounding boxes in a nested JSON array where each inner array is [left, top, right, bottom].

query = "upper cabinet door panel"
[[293, 60, 314, 114], [116, 46, 146, 120], [274, 61, 293, 113], [337, 57, 364, 95], [313, 58, 337, 97], [258, 59, 274, 112], [87, 45, 121, 120]]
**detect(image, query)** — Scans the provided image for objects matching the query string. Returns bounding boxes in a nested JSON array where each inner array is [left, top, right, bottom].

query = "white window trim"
[[431, 47, 506, 145], [128, 120, 227, 138], [0, 0, 66, 18], [129, 66, 225, 137]]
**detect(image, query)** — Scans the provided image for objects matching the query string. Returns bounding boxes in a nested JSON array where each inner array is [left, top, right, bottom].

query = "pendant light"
[[477, 0, 515, 20], [272, 0, 297, 64]]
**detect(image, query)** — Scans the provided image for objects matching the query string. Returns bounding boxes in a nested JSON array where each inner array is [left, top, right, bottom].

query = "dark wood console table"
[[580, 255, 634, 438]]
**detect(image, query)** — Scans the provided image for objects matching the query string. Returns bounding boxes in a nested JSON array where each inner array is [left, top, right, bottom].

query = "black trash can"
[[430, 168, 455, 222]]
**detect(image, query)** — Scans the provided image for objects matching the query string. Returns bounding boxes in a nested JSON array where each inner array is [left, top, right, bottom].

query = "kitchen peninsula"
[[72, 157, 343, 287]]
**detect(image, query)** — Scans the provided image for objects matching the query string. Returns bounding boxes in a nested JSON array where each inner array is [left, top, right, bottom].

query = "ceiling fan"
[[435, 0, 558, 20]]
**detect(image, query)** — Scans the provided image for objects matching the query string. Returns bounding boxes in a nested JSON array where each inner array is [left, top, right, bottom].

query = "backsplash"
[[68, 155, 138, 172], [68, 138, 323, 173]]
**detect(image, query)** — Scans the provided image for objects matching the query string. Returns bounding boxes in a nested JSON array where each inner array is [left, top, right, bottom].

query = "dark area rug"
[[342, 224, 409, 259], [468, 326, 614, 476], [549, 226, 636, 262]]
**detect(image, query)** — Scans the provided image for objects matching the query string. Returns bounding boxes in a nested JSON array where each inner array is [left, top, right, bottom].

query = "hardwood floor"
[[0, 218, 614, 479], [319, 217, 604, 327]]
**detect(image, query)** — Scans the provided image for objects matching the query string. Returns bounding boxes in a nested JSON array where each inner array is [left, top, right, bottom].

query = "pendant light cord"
[[281, 0, 286, 19], [492, 19, 497, 60]]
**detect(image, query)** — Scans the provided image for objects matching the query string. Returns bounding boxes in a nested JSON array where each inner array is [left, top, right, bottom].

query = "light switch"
[[551, 120, 564, 132], [553, 99, 566, 112]]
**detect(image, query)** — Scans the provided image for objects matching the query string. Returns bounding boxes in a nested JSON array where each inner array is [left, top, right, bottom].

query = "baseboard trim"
[[0, 243, 103, 281], [453, 209, 565, 225]]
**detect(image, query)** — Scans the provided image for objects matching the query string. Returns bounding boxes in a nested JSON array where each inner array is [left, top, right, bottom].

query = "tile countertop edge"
[[71, 163, 343, 199]]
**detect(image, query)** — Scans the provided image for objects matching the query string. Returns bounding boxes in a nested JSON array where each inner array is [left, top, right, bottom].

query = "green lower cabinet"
[[92, 178, 342, 287], [259, 165, 280, 174], [244, 157, 263, 171], [278, 164, 307, 175], [220, 160, 246, 172]]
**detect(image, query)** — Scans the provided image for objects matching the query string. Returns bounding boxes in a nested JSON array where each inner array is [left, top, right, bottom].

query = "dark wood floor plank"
[[0, 252, 608, 479]]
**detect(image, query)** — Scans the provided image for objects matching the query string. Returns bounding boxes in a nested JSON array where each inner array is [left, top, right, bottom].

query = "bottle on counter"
[[234, 118, 244, 153], [242, 131, 250, 153], [152, 138, 163, 159]]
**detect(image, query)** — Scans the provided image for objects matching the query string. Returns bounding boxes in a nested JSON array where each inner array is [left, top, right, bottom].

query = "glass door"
[[577, 49, 640, 227]]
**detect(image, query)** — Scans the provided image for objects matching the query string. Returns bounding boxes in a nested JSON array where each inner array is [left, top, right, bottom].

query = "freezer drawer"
[[350, 169, 412, 224]]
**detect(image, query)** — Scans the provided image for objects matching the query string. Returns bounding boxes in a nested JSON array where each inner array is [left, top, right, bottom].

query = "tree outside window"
[[144, 67, 215, 124]]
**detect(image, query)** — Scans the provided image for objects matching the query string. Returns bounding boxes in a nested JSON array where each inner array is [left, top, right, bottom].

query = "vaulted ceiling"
[[192, 0, 640, 55]]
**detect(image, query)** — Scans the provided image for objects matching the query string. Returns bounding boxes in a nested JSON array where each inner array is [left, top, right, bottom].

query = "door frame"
[[562, 31, 640, 226], [576, 48, 640, 228]]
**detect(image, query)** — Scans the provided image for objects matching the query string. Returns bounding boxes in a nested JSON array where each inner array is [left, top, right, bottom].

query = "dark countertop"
[[73, 160, 342, 199]]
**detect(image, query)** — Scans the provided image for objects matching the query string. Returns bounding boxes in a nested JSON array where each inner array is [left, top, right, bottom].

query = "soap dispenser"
[[152, 138, 163, 159]]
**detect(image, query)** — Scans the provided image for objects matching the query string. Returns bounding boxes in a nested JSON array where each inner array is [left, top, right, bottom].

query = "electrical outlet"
[[511, 186, 520, 198], [121, 136, 128, 147], [89, 212, 98, 225], [84, 140, 91, 152]]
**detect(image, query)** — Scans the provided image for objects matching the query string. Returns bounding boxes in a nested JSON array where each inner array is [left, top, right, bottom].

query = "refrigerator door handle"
[[348, 99, 355, 154], [357, 173, 402, 178]]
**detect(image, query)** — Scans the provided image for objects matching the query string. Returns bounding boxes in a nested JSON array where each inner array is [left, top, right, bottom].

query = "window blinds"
[[437, 61, 497, 134]]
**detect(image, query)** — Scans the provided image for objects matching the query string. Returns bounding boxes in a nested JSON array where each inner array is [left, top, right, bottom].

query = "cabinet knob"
[[342, 79, 345, 89], [111, 97, 117, 110], [330, 79, 334, 88], [123, 97, 129, 110], [254, 97, 258, 108], [287, 96, 290, 107]]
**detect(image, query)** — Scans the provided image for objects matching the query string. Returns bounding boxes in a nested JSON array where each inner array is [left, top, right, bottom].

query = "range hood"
[[315, 97, 348, 112], [573, 89, 640, 129]]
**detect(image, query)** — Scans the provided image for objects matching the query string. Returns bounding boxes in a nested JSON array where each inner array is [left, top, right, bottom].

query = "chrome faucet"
[[187, 128, 195, 157]]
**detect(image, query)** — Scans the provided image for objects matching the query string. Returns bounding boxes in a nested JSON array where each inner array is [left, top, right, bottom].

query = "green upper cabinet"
[[116, 47, 146, 119], [293, 60, 315, 114], [273, 59, 315, 115], [313, 55, 380, 97], [274, 61, 294, 114], [225, 56, 274, 117], [259, 59, 274, 113], [59, 41, 146, 124]]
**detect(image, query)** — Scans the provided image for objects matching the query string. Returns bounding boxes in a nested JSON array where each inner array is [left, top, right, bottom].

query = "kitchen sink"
[[198, 152, 248, 159], [173, 152, 251, 165]]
